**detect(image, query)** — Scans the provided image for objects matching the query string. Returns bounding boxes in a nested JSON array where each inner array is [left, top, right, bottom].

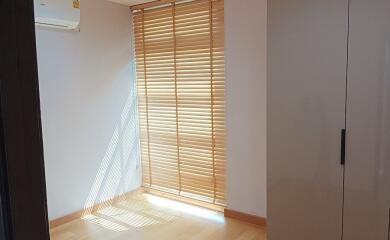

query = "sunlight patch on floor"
[[145, 194, 225, 224], [82, 214, 129, 232], [97, 206, 161, 228], [81, 193, 224, 232]]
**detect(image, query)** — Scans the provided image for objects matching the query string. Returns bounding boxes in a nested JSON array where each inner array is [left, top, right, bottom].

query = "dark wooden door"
[[0, 0, 50, 239]]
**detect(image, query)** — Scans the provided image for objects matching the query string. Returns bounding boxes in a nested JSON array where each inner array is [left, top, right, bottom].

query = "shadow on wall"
[[82, 60, 141, 217]]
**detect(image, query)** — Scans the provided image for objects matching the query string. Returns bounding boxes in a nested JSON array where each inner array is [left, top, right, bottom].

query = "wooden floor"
[[50, 193, 266, 240]]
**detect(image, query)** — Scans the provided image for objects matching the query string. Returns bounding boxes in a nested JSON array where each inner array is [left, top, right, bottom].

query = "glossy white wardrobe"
[[268, 0, 390, 239]]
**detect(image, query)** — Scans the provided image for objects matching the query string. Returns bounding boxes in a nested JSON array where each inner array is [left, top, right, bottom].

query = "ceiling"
[[107, 0, 155, 6]]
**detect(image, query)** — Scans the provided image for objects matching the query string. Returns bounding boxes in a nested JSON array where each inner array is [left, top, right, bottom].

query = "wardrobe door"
[[268, 1, 348, 239], [343, 0, 390, 239]]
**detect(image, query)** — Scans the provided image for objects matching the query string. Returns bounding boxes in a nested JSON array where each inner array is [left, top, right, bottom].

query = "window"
[[133, 0, 225, 209]]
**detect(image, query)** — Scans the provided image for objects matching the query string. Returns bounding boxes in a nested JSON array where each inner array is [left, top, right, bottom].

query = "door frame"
[[0, 0, 50, 239]]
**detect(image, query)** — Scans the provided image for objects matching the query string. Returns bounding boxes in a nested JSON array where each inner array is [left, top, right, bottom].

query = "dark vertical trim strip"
[[341, 0, 351, 239]]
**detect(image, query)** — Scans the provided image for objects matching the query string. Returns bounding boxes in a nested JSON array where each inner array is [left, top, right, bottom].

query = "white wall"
[[225, 0, 267, 218], [36, 0, 141, 220]]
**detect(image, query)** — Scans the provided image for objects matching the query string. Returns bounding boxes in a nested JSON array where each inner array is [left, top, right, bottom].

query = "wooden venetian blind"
[[134, 0, 225, 207]]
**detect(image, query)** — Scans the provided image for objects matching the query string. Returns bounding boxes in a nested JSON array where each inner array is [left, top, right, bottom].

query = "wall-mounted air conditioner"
[[34, 0, 80, 30], [35, 16, 79, 30]]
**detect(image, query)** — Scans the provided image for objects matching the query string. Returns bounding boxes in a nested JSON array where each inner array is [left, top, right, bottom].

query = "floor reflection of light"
[[145, 194, 225, 224], [97, 206, 161, 228], [82, 214, 129, 232]]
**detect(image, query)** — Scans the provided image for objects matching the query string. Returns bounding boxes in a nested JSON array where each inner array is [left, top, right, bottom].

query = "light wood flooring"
[[50, 193, 266, 240]]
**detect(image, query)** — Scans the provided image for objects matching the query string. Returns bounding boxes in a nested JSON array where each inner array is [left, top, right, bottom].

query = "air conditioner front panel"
[[34, 0, 80, 30]]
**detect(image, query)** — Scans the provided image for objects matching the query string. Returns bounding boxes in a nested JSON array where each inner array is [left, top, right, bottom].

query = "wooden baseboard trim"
[[224, 209, 267, 227], [49, 190, 140, 228], [50, 209, 83, 228]]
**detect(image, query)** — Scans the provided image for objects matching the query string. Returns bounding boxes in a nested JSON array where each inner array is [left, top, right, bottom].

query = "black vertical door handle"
[[340, 129, 346, 165]]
